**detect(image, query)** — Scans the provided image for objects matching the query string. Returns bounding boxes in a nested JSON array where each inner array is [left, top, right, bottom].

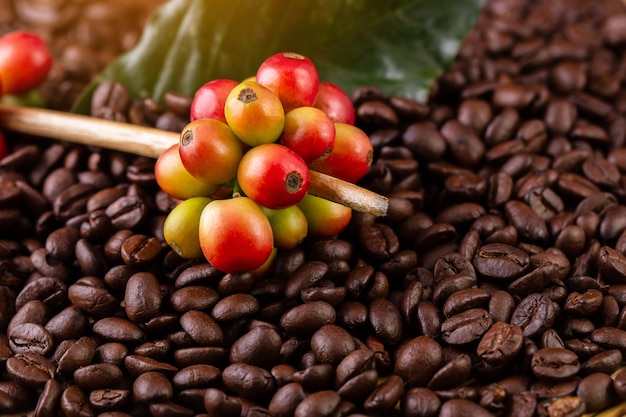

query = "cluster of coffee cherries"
[[0, 30, 53, 159], [155, 52, 374, 274]]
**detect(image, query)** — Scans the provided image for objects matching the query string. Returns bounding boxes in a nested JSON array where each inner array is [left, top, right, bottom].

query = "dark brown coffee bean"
[[133, 371, 173, 403], [203, 387, 241, 417], [294, 390, 340, 417], [477, 322, 523, 366], [395, 336, 443, 387], [169, 285, 219, 313], [68, 280, 118, 318], [172, 364, 221, 390], [222, 362, 275, 401], [403, 122, 447, 161], [8, 322, 54, 356], [357, 223, 400, 263], [577, 372, 620, 413], [427, 353, 472, 391], [230, 325, 282, 369], [268, 382, 306, 417], [34, 378, 63, 417], [363, 375, 405, 415], [511, 293, 559, 339], [531, 347, 580, 381], [279, 301, 336, 337], [105, 195, 146, 230], [92, 317, 144, 344], [60, 385, 94, 417], [443, 287, 490, 317], [15, 276, 67, 311], [283, 261, 327, 299], [402, 387, 441, 417], [368, 298, 403, 345], [310, 324, 356, 366], [473, 243, 530, 281], [123, 271, 162, 322], [211, 293, 259, 321], [180, 310, 223, 346], [120, 234, 161, 267], [57, 336, 97, 377], [441, 308, 492, 346], [505, 200, 549, 242], [73, 363, 123, 391], [439, 398, 495, 417], [89, 389, 131, 412], [6, 351, 55, 388], [124, 354, 178, 376], [440, 120, 485, 167], [581, 349, 622, 377]]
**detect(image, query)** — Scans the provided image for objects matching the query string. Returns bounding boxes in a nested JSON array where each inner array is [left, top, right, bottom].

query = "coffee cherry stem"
[[0, 103, 389, 216]]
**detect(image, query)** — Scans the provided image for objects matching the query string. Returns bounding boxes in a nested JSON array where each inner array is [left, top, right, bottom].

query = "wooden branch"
[[0, 104, 388, 217]]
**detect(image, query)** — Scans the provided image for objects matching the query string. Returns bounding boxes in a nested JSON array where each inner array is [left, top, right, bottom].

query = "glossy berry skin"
[[164, 197, 212, 259], [155, 144, 218, 200], [256, 52, 319, 113], [237, 143, 310, 210], [279, 106, 336, 164], [262, 205, 308, 249], [190, 78, 238, 123], [199, 197, 274, 273], [314, 82, 356, 125], [224, 80, 285, 147], [298, 193, 352, 238], [178, 118, 244, 185], [308, 123, 373, 183], [0, 31, 52, 94]]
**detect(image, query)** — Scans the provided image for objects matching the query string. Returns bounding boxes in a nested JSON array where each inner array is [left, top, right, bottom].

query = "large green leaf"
[[72, 0, 485, 113]]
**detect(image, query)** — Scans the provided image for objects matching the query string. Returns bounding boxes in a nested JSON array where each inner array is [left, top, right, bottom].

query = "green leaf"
[[72, 0, 485, 114]]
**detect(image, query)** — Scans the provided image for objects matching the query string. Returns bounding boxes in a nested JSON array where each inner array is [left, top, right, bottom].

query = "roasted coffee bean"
[[279, 301, 336, 337], [15, 276, 66, 311], [8, 299, 49, 333], [6, 352, 55, 388], [580, 349, 622, 376], [60, 385, 94, 417], [477, 322, 524, 366], [230, 325, 282, 369], [222, 363, 275, 401], [268, 382, 306, 417], [125, 354, 178, 376], [89, 389, 131, 412], [402, 387, 441, 417], [441, 308, 492, 346], [34, 378, 63, 417], [92, 317, 144, 344], [577, 372, 620, 413], [294, 390, 341, 417], [531, 348, 580, 381], [439, 398, 495, 417], [8, 322, 54, 356], [310, 324, 356, 366], [68, 279, 119, 318], [73, 363, 123, 391], [394, 336, 443, 387], [120, 234, 161, 267], [510, 293, 559, 338], [180, 310, 223, 346], [124, 271, 162, 322], [57, 336, 97, 377], [473, 243, 530, 281], [211, 293, 259, 321], [368, 298, 403, 345], [427, 353, 472, 391], [133, 371, 173, 403]]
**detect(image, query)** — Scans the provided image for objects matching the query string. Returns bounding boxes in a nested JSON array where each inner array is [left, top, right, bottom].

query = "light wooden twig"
[[0, 104, 388, 217]]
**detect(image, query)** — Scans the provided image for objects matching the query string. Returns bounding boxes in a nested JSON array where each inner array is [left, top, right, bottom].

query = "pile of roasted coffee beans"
[[3, 0, 626, 416]]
